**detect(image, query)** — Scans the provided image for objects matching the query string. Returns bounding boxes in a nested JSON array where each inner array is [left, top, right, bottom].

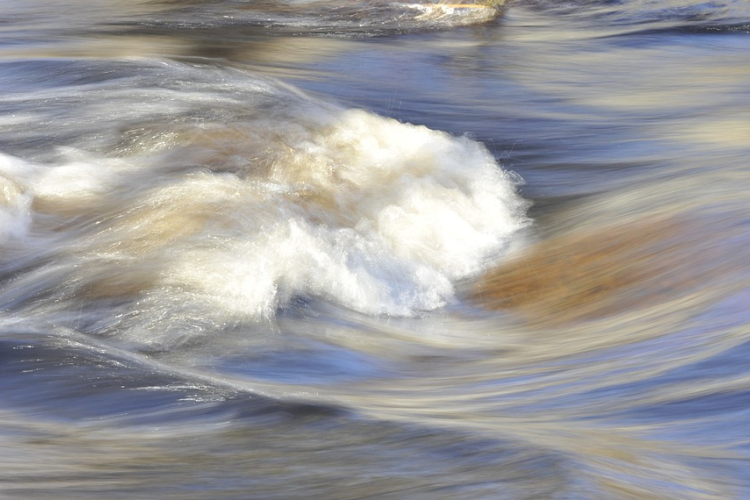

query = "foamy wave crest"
[[0, 62, 528, 329], [0, 155, 34, 245], [154, 109, 529, 318]]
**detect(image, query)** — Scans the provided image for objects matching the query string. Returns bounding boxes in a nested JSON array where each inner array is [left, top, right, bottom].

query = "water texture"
[[0, 1, 749, 499]]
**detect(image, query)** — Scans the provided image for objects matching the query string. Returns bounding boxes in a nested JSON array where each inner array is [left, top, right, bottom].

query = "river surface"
[[1, 1, 750, 499]]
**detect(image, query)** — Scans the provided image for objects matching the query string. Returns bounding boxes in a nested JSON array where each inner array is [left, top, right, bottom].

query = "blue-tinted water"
[[1, 1, 749, 498]]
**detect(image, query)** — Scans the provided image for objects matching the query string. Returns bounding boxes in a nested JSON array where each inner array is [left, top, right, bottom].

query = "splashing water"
[[1, 1, 750, 499]]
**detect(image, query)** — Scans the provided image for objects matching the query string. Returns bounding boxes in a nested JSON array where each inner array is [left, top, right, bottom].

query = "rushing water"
[[1, 1, 750, 498]]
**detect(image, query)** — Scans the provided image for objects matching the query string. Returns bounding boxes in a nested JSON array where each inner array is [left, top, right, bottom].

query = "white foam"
[[34, 153, 123, 203], [147, 108, 529, 318], [0, 153, 35, 244], [0, 84, 529, 323]]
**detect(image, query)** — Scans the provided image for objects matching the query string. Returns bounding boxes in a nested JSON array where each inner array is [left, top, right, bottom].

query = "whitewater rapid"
[[0, 60, 528, 348]]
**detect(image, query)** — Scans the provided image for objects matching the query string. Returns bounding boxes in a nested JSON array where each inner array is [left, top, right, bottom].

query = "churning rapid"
[[0, 59, 527, 335], [1, 1, 750, 499]]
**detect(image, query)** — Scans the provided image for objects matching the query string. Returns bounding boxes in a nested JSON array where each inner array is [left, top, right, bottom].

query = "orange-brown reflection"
[[470, 215, 728, 325]]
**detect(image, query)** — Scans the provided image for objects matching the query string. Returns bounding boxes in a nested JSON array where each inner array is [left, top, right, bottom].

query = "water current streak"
[[1, 1, 749, 499]]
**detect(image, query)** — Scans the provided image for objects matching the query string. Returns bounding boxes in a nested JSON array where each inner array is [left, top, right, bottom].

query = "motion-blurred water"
[[1, 1, 749, 498]]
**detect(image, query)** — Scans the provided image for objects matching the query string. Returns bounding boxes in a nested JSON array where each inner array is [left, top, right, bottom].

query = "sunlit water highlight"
[[1, 1, 750, 499]]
